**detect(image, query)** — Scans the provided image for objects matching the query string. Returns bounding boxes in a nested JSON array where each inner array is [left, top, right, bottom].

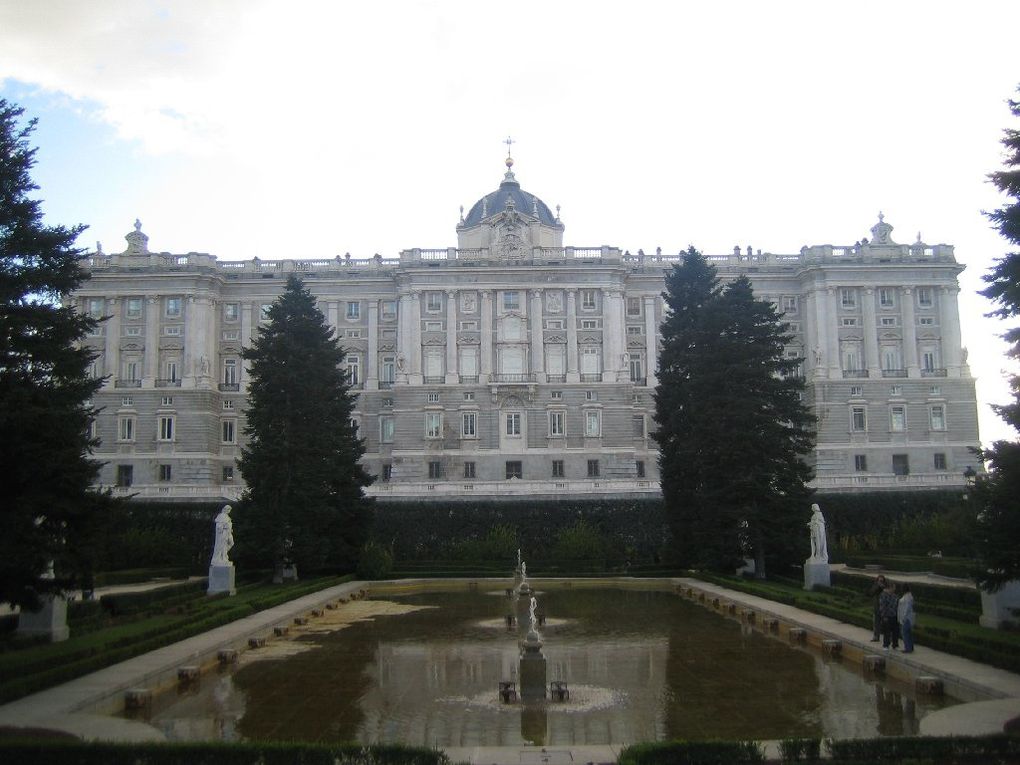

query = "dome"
[[462, 165, 558, 227]]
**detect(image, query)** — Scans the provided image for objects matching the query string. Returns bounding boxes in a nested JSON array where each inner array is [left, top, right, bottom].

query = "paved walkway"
[[1, 576, 1018, 763]]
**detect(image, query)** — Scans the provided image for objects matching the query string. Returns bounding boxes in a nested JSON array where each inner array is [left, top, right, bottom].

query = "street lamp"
[[963, 466, 978, 486]]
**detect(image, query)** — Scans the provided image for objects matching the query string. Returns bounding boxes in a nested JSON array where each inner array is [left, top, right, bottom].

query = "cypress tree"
[[236, 274, 373, 574], [975, 87, 1020, 590], [0, 100, 106, 608]]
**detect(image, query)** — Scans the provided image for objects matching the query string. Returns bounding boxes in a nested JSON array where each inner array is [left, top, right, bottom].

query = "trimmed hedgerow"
[[619, 740, 765, 765], [825, 734, 1020, 762]]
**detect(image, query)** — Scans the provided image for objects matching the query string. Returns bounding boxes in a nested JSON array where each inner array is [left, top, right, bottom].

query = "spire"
[[502, 135, 518, 185]]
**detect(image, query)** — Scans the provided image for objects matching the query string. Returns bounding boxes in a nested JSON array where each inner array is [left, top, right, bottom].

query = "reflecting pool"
[[130, 585, 959, 745]]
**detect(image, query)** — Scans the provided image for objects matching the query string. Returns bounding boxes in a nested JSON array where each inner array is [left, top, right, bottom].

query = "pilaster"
[[530, 289, 545, 382], [366, 299, 379, 389], [941, 286, 963, 377], [104, 297, 120, 384], [566, 289, 579, 382], [901, 287, 920, 377], [480, 290, 493, 383], [445, 290, 458, 384], [144, 296, 159, 385], [643, 295, 658, 388], [862, 288, 879, 377]]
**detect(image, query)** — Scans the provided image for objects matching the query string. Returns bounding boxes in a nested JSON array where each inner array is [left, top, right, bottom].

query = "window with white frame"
[[585, 390, 597, 401], [502, 291, 520, 311], [380, 416, 395, 443], [850, 406, 867, 432], [424, 321, 443, 334], [917, 287, 933, 308], [840, 288, 857, 309], [346, 301, 360, 320], [882, 347, 902, 371], [424, 349, 444, 379], [223, 303, 239, 322], [158, 415, 175, 441], [381, 300, 397, 320], [462, 412, 476, 438], [880, 316, 898, 327], [585, 409, 601, 437], [223, 399, 235, 410], [545, 319, 564, 330], [124, 325, 142, 337], [546, 345, 566, 376], [782, 296, 798, 314], [164, 360, 179, 382], [345, 329, 362, 338], [223, 358, 238, 385], [122, 359, 141, 382], [930, 405, 946, 431], [919, 316, 935, 326], [581, 347, 600, 374], [163, 325, 182, 337], [381, 356, 396, 383], [160, 396, 174, 406], [580, 319, 600, 329], [580, 289, 596, 311], [427, 392, 440, 403], [126, 297, 143, 318], [890, 406, 906, 432], [843, 346, 861, 371], [922, 350, 938, 372], [549, 410, 565, 437], [165, 296, 182, 318], [842, 318, 858, 327], [551, 390, 562, 399], [934, 452, 947, 470], [118, 416, 135, 441], [626, 297, 641, 316], [463, 392, 474, 401], [890, 385, 902, 396], [930, 385, 942, 395], [345, 354, 361, 385], [505, 412, 522, 436], [850, 385, 863, 397], [459, 320, 478, 331], [879, 288, 896, 308], [629, 353, 644, 382], [854, 454, 868, 472], [222, 420, 236, 444], [87, 298, 105, 318], [121, 396, 133, 406], [459, 347, 479, 378], [425, 412, 442, 439], [222, 329, 239, 341], [426, 292, 442, 312]]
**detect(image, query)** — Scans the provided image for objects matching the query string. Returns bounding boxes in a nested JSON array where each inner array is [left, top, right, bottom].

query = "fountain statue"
[[519, 594, 546, 701]]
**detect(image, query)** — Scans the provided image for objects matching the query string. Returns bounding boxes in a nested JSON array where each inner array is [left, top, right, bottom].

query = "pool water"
[[133, 585, 957, 745]]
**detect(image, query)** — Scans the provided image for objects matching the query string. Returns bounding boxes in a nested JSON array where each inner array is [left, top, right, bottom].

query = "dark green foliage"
[[653, 249, 814, 575], [0, 741, 451, 765], [0, 100, 111, 609], [355, 541, 393, 580], [619, 739, 764, 765], [976, 87, 1020, 591], [779, 738, 821, 762], [825, 734, 1020, 762], [237, 275, 373, 572]]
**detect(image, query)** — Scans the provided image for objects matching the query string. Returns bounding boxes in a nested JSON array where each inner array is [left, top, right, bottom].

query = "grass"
[[0, 575, 352, 704]]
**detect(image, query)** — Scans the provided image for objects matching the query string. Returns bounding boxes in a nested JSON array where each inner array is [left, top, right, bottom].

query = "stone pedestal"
[[208, 563, 236, 595], [17, 595, 69, 642], [272, 564, 298, 584], [980, 580, 1020, 629], [519, 631, 547, 701], [803, 560, 830, 590]]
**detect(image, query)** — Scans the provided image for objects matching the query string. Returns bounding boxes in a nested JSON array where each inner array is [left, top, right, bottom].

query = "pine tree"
[[0, 100, 106, 609], [653, 249, 815, 574], [236, 274, 373, 574], [975, 88, 1020, 591]]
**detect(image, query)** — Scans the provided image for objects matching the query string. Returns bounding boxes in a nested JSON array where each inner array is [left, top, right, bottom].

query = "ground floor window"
[[587, 459, 600, 478], [116, 464, 133, 487], [552, 460, 564, 478], [505, 461, 523, 479]]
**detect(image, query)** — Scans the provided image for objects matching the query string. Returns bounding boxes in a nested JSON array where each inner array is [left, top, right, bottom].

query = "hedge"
[[825, 734, 1020, 762], [0, 742, 450, 765], [619, 740, 764, 765], [829, 571, 981, 611]]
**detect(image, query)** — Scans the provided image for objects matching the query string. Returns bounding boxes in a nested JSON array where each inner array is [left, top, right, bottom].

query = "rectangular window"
[[627, 325, 643, 336], [121, 396, 133, 406], [459, 320, 478, 331], [161, 395, 174, 406], [841, 318, 858, 327], [934, 452, 947, 470], [581, 290, 597, 310], [629, 353, 644, 382], [545, 319, 564, 330], [505, 461, 523, 480], [223, 399, 235, 410], [636, 460, 646, 478], [223, 358, 238, 385], [502, 291, 520, 311], [118, 416, 135, 441], [426, 292, 442, 312], [463, 392, 474, 401], [930, 405, 946, 431], [123, 360, 140, 382], [854, 454, 868, 472], [463, 461, 476, 479], [427, 392, 440, 403], [587, 459, 600, 478], [428, 461, 444, 479], [346, 301, 360, 320], [585, 409, 601, 437], [158, 415, 175, 441], [632, 415, 645, 437], [581, 347, 600, 374], [223, 303, 239, 322], [840, 288, 857, 309], [850, 385, 862, 397], [782, 296, 798, 314], [425, 412, 442, 439], [381, 464, 392, 481], [919, 316, 935, 326], [116, 464, 133, 487], [882, 348, 902, 371], [126, 297, 143, 318], [879, 288, 896, 308], [922, 351, 937, 372], [158, 464, 172, 482], [380, 416, 395, 443], [551, 390, 562, 400], [165, 296, 182, 318], [851, 406, 867, 432], [549, 411, 565, 436], [462, 412, 476, 438], [580, 319, 599, 329], [222, 465, 234, 482], [930, 385, 942, 395], [424, 348, 443, 378], [585, 390, 597, 401], [165, 360, 179, 383], [222, 329, 240, 341], [222, 420, 236, 444], [892, 454, 910, 476], [890, 385, 902, 396], [505, 412, 522, 436], [890, 406, 906, 432], [381, 301, 397, 320], [552, 460, 564, 478], [345, 329, 362, 339], [626, 297, 642, 316], [917, 288, 933, 308], [346, 355, 361, 385], [162, 325, 182, 337], [87, 298, 105, 318], [424, 320, 443, 332], [381, 356, 396, 383], [880, 316, 898, 327]]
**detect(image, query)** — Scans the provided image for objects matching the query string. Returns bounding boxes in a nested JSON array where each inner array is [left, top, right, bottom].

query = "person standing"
[[898, 584, 915, 653], [869, 575, 887, 641], [879, 580, 900, 650]]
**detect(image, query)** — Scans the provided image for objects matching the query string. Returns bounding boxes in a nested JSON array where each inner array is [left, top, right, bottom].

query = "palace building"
[[74, 158, 980, 502]]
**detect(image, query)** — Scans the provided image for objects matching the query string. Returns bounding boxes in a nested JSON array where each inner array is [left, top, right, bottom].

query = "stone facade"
[[73, 164, 980, 502]]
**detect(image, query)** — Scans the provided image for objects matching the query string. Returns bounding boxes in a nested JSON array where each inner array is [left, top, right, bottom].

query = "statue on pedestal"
[[807, 503, 828, 562], [211, 505, 234, 565]]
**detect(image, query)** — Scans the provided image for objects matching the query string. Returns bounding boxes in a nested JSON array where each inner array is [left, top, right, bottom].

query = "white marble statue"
[[211, 505, 235, 565], [529, 596, 538, 633], [807, 503, 828, 562]]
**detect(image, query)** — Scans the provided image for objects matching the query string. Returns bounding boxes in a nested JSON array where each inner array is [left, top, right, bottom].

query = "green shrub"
[[825, 734, 1020, 761], [552, 519, 607, 563], [619, 740, 764, 765], [356, 542, 394, 580], [779, 738, 821, 762]]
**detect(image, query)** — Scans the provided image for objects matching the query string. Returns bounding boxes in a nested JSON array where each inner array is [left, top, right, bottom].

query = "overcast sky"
[[2, 0, 1018, 449]]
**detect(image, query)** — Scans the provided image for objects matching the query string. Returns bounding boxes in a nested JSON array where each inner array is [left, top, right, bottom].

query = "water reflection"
[[135, 587, 956, 745]]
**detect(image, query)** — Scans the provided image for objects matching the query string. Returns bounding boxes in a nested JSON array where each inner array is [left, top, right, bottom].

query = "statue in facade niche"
[[211, 505, 234, 565], [807, 504, 828, 563]]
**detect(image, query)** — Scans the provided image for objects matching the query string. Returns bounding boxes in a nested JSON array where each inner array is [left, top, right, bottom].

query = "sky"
[[1, 0, 1019, 448]]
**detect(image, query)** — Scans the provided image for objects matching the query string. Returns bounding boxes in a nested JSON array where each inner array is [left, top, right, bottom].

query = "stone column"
[[566, 290, 579, 382], [104, 297, 120, 383], [603, 288, 625, 383], [327, 301, 339, 337], [185, 296, 212, 389], [144, 296, 159, 385], [941, 286, 963, 376], [409, 291, 423, 384], [241, 302, 253, 394], [480, 290, 493, 383], [366, 299, 379, 389], [862, 288, 880, 377], [901, 287, 920, 377], [445, 290, 458, 384], [530, 289, 545, 382], [396, 291, 412, 383], [825, 287, 840, 377], [644, 295, 658, 388], [803, 290, 819, 378]]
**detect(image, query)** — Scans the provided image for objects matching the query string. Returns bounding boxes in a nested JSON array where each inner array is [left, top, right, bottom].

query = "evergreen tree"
[[236, 274, 373, 574], [653, 249, 815, 574], [0, 100, 106, 609], [975, 88, 1020, 590]]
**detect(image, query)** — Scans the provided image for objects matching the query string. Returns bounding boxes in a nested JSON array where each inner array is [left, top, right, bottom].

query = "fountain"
[[519, 595, 547, 701]]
